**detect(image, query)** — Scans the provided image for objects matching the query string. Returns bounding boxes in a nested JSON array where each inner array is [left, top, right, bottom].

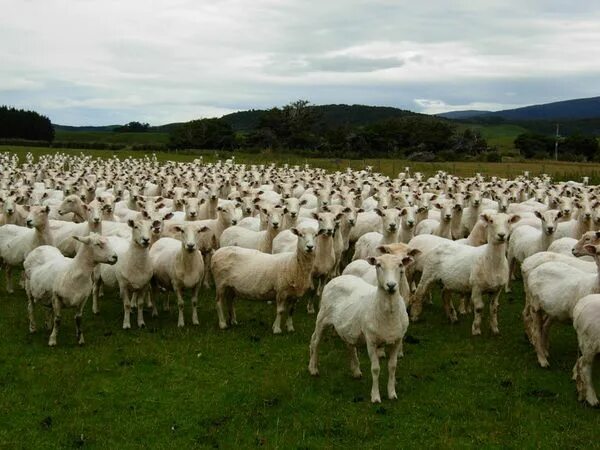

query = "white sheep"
[[352, 208, 405, 260], [411, 212, 520, 335], [23, 233, 118, 346], [219, 205, 282, 253], [0, 205, 52, 293], [211, 226, 317, 333], [308, 254, 410, 403], [572, 294, 600, 406], [150, 223, 210, 327]]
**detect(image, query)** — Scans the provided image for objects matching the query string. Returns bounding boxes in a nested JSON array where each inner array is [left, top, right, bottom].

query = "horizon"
[[2, 1, 600, 126]]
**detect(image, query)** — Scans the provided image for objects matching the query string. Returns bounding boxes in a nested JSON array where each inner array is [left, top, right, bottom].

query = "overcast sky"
[[1, 0, 600, 125]]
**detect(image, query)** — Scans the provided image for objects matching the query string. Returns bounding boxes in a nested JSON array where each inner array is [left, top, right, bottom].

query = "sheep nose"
[[445, 214, 452, 220], [497, 232, 506, 240], [290, 212, 297, 218], [210, 195, 217, 200], [26, 219, 33, 227], [571, 248, 577, 255], [142, 237, 150, 245], [6, 209, 13, 214], [110, 255, 118, 263], [349, 219, 355, 225], [94, 218, 101, 223], [246, 208, 252, 214], [389, 224, 397, 231], [186, 243, 196, 251], [326, 228, 333, 236], [586, 213, 591, 218], [547, 226, 554, 233], [386, 282, 397, 292], [306, 244, 314, 252], [272, 222, 280, 229], [189, 212, 197, 217], [231, 220, 237, 225]]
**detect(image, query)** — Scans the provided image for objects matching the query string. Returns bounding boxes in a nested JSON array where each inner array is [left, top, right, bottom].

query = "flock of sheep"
[[0, 152, 598, 406]]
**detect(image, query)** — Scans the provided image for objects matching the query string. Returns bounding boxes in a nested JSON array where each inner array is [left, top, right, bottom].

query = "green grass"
[[55, 130, 170, 145], [457, 123, 529, 153], [0, 273, 597, 448]]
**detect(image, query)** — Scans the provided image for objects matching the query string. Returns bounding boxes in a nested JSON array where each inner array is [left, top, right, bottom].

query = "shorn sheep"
[[150, 223, 211, 327], [211, 226, 317, 334], [572, 294, 600, 406], [308, 254, 411, 403], [411, 212, 520, 335], [23, 233, 118, 346]]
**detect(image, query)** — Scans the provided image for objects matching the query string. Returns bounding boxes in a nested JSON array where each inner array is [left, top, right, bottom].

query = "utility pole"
[[554, 123, 560, 160]]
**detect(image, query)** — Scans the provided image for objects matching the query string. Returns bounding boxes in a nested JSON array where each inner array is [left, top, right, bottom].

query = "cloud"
[[0, 0, 600, 125]]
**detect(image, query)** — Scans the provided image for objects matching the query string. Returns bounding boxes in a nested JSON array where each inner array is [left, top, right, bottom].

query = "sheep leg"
[[541, 314, 553, 358], [163, 292, 170, 312], [576, 352, 599, 406], [505, 257, 515, 293], [202, 253, 213, 289], [387, 340, 402, 400], [5, 264, 13, 294], [366, 340, 381, 403], [442, 289, 457, 323], [411, 272, 434, 321], [150, 286, 159, 318], [307, 277, 319, 314], [347, 344, 362, 378], [489, 289, 501, 335], [226, 297, 237, 326], [48, 296, 61, 347], [121, 286, 132, 330], [308, 318, 326, 376], [92, 278, 102, 315], [215, 288, 228, 329], [285, 298, 296, 332], [27, 293, 36, 333], [191, 284, 200, 326], [470, 287, 484, 336], [175, 286, 185, 328], [75, 303, 85, 345], [134, 291, 145, 329], [532, 309, 550, 368], [272, 294, 286, 334]]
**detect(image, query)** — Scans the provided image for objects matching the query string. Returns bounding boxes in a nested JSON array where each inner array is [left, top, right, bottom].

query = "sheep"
[[211, 226, 317, 333], [308, 254, 411, 403], [91, 219, 153, 328], [219, 205, 282, 253], [23, 233, 118, 346], [415, 199, 454, 238], [352, 208, 405, 260], [505, 210, 562, 292], [553, 198, 595, 239], [0, 195, 27, 226], [149, 223, 211, 327], [411, 212, 520, 334], [0, 205, 52, 293], [343, 243, 420, 301], [307, 211, 338, 314], [522, 242, 600, 367], [572, 294, 600, 406]]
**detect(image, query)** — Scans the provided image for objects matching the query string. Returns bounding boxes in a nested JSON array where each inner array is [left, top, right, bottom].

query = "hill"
[[439, 96, 600, 121], [221, 104, 419, 132]]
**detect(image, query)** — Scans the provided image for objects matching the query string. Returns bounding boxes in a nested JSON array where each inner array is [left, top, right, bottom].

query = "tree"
[[561, 134, 599, 160], [514, 133, 554, 158], [169, 118, 235, 149], [115, 121, 150, 132], [0, 105, 54, 141]]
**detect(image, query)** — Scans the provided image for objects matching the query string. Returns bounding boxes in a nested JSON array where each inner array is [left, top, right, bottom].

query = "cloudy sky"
[[1, 0, 600, 125]]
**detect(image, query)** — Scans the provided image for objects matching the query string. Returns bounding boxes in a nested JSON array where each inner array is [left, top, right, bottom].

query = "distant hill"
[[221, 104, 420, 132], [437, 110, 491, 120], [53, 124, 120, 132], [439, 96, 600, 121]]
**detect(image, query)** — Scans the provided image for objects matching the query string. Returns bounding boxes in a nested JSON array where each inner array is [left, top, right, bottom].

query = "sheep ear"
[[343, 207, 352, 213], [556, 211, 563, 218], [299, 199, 308, 206], [367, 257, 378, 266], [127, 219, 135, 228], [173, 225, 184, 233], [335, 212, 345, 221], [377, 245, 391, 254], [595, 231, 600, 239], [374, 208, 384, 217], [141, 210, 150, 219], [429, 194, 438, 201], [199, 198, 206, 205], [584, 244, 598, 255], [534, 210, 542, 219], [398, 207, 407, 216], [480, 213, 492, 223], [290, 227, 300, 236], [199, 226, 210, 232], [72, 235, 89, 244], [357, 208, 364, 213], [321, 205, 330, 212], [509, 214, 521, 224], [312, 212, 319, 220], [408, 248, 422, 257], [401, 256, 414, 267], [434, 202, 443, 209]]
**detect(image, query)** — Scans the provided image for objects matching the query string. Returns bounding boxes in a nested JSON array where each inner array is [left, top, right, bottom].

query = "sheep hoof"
[[48, 339, 57, 347], [219, 322, 228, 330], [177, 322, 184, 328], [538, 358, 550, 368], [587, 397, 599, 407], [388, 392, 398, 400], [352, 371, 362, 379], [272, 327, 282, 334], [78, 337, 85, 346], [138, 322, 146, 329], [192, 320, 199, 326], [471, 328, 481, 336], [308, 367, 319, 376], [371, 395, 381, 404], [122, 323, 131, 330], [93, 310, 100, 316], [29, 326, 36, 334]]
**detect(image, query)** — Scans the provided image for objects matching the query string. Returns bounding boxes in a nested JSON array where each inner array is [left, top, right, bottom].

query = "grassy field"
[[5, 145, 600, 184], [0, 271, 598, 448], [459, 123, 529, 153], [54, 130, 170, 145]]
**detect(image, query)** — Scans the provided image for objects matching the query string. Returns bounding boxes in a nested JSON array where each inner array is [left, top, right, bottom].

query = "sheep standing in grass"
[[0, 205, 52, 293], [411, 212, 520, 334], [211, 226, 316, 333], [150, 223, 210, 327], [353, 208, 405, 260], [572, 294, 600, 406], [219, 205, 282, 253], [23, 233, 117, 346], [308, 254, 411, 403]]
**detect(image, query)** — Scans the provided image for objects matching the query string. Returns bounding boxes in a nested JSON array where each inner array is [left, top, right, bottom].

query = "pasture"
[[0, 148, 598, 448], [0, 272, 598, 448]]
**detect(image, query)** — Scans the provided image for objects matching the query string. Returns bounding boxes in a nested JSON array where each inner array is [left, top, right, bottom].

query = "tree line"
[[0, 106, 54, 142], [514, 132, 599, 161], [169, 100, 492, 161]]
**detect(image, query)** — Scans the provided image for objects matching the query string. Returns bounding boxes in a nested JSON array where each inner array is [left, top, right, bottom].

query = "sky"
[[1, 0, 600, 125]]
